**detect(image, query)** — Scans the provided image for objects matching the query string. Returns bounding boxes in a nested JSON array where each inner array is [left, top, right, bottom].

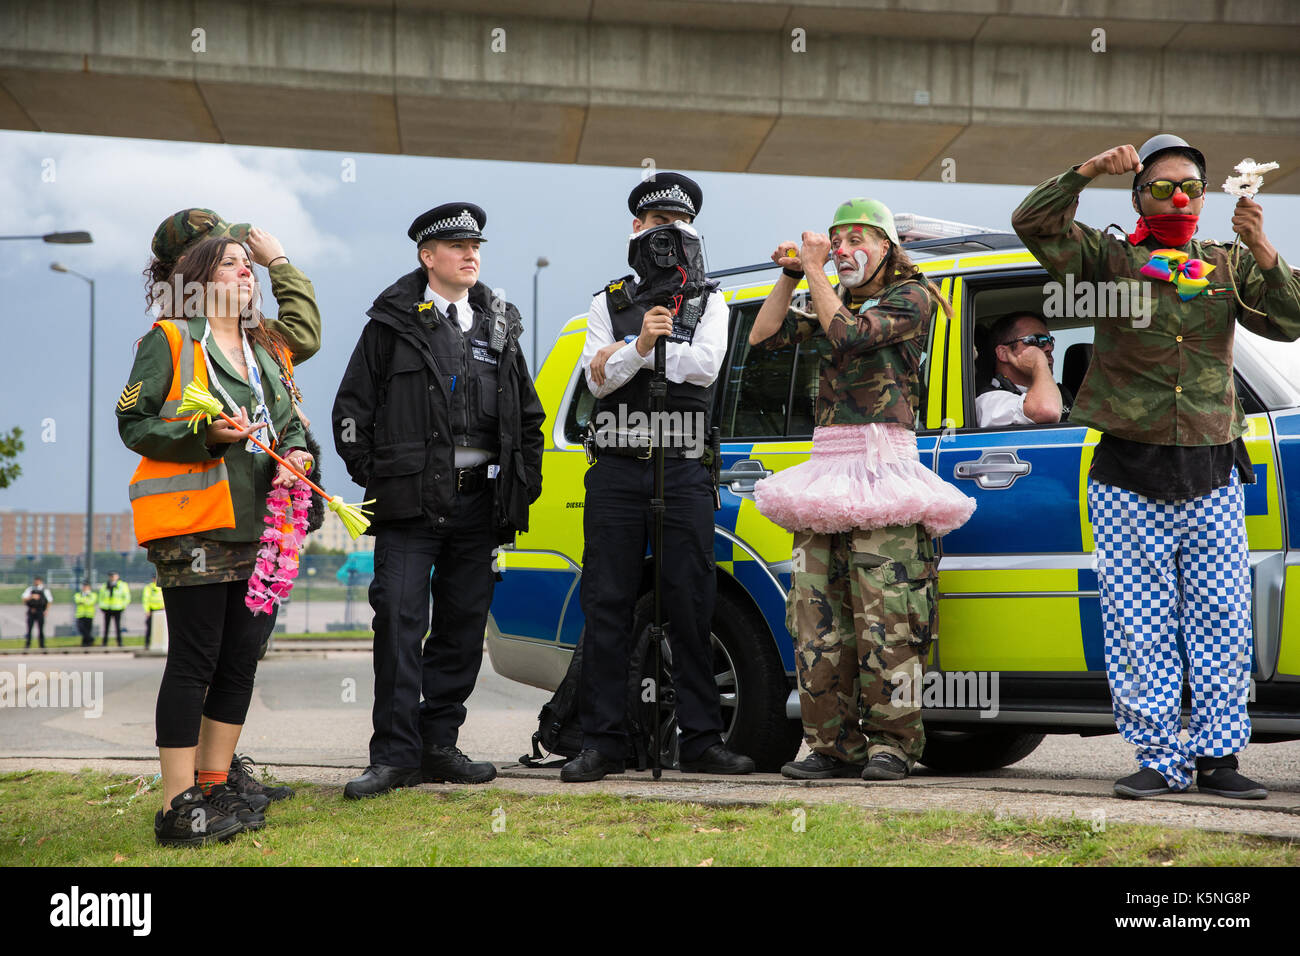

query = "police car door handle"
[[720, 459, 772, 495], [953, 452, 1031, 490]]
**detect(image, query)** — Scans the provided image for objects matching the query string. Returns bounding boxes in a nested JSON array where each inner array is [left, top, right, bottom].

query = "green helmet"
[[828, 198, 900, 246]]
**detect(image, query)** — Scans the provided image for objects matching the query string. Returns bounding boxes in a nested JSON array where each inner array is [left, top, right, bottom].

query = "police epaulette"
[[602, 275, 635, 312]]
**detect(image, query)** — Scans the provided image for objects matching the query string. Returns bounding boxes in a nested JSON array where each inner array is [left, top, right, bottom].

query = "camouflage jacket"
[[756, 278, 931, 429], [1012, 167, 1300, 445], [264, 261, 322, 364]]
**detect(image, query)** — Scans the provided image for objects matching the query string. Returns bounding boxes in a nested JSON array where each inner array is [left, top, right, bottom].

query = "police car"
[[485, 214, 1300, 772]]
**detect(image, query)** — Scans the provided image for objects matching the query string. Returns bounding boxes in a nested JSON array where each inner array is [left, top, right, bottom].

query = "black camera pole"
[[649, 333, 669, 780]]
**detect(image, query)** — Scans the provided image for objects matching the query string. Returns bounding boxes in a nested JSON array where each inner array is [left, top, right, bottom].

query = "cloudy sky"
[[3, 128, 1299, 518]]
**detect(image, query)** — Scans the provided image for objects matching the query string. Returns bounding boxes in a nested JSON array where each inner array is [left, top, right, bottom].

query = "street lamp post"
[[1, 232, 92, 244], [532, 257, 549, 372], [50, 262, 96, 586]]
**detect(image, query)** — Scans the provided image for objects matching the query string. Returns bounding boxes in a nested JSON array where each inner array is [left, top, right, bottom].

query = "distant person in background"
[[22, 576, 53, 649], [142, 574, 165, 649], [74, 581, 97, 647], [98, 571, 130, 647]]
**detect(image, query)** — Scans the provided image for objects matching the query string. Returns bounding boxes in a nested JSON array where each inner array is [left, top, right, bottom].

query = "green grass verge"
[[0, 770, 1294, 867]]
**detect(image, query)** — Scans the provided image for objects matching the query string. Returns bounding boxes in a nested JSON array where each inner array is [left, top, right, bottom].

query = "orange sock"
[[196, 769, 227, 793]]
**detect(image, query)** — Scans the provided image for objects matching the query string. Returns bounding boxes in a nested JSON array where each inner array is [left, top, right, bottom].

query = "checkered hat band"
[[415, 210, 480, 243], [638, 184, 695, 213]]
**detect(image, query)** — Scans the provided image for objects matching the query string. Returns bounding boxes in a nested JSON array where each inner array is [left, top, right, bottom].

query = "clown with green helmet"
[[745, 198, 975, 783]]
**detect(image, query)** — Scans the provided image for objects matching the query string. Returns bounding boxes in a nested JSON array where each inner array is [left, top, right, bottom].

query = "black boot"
[[560, 749, 625, 783], [421, 745, 497, 784], [343, 764, 422, 799], [679, 744, 755, 774]]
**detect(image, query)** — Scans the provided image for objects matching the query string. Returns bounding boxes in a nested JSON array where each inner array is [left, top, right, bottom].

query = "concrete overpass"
[[2, 0, 1298, 191]]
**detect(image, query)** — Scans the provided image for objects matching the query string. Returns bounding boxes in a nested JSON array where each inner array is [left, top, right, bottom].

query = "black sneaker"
[[203, 782, 267, 830], [421, 745, 497, 784], [781, 752, 863, 780], [229, 754, 293, 803], [154, 785, 245, 847], [861, 753, 909, 781], [1114, 767, 1179, 799], [1196, 756, 1267, 800]]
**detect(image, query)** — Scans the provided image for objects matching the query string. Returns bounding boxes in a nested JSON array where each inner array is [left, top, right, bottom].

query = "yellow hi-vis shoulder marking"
[[118, 382, 142, 411]]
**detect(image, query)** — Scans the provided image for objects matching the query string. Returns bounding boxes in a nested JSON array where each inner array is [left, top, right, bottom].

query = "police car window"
[[966, 278, 1093, 430], [719, 301, 800, 439]]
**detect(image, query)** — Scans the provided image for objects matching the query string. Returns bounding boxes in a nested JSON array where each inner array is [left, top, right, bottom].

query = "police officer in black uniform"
[[561, 174, 755, 782], [333, 203, 545, 798]]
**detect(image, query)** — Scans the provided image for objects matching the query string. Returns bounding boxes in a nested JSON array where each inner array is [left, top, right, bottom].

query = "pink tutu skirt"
[[753, 423, 975, 536]]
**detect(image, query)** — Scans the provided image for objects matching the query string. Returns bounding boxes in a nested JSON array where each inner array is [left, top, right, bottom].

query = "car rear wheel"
[[635, 588, 800, 773], [918, 729, 1045, 772]]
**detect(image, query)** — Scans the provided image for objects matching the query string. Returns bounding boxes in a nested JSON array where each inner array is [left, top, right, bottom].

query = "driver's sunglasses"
[[1002, 333, 1055, 349], [1136, 178, 1206, 200]]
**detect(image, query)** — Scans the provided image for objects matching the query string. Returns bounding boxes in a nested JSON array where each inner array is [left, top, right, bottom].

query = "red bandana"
[[1128, 214, 1199, 247]]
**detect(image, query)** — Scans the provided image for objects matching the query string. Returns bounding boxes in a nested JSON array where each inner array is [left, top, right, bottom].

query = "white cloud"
[[0, 131, 348, 275]]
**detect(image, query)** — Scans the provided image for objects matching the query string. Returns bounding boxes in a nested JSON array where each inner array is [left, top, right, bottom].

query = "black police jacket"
[[331, 268, 545, 543]]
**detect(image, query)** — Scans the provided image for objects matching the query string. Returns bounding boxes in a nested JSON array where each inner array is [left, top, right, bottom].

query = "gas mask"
[[626, 222, 715, 341]]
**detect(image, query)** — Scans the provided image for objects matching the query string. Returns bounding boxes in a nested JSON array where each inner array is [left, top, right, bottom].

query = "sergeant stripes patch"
[[117, 382, 142, 411]]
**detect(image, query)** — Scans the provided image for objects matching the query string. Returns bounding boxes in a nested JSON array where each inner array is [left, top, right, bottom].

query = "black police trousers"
[[367, 487, 497, 768], [578, 455, 723, 763]]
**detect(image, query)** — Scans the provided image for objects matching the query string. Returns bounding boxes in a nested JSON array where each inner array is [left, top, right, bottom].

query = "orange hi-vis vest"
[[128, 320, 236, 545]]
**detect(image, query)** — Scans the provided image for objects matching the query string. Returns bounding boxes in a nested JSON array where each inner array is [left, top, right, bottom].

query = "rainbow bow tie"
[[1139, 249, 1215, 301]]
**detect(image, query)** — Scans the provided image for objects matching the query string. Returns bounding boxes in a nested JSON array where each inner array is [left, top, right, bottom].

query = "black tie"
[[446, 303, 457, 326]]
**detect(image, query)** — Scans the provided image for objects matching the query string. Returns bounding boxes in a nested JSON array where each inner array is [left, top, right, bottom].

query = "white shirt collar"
[[424, 285, 473, 332]]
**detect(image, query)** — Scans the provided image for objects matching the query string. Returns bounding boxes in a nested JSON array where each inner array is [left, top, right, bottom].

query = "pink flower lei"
[[246, 480, 312, 615]]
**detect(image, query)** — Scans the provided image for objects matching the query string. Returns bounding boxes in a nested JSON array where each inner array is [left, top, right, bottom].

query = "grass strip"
[[0, 770, 1294, 867]]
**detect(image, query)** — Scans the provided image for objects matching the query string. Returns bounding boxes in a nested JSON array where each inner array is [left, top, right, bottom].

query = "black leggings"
[[155, 581, 263, 748]]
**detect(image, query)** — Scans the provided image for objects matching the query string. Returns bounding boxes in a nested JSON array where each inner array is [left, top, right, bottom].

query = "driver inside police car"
[[561, 172, 755, 782]]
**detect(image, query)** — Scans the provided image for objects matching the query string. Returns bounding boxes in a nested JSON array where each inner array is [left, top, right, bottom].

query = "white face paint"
[[837, 249, 871, 288]]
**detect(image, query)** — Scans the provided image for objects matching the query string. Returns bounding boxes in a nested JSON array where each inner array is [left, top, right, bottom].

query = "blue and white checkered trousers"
[[1087, 473, 1253, 791]]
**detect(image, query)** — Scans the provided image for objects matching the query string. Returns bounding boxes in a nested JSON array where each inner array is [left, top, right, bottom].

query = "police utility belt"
[[583, 423, 701, 462], [454, 463, 494, 493]]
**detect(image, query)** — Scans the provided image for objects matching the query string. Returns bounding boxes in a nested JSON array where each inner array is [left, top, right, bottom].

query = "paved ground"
[[2, 650, 1299, 839]]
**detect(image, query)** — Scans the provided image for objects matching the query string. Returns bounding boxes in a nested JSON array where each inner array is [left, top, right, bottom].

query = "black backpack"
[[519, 625, 670, 770]]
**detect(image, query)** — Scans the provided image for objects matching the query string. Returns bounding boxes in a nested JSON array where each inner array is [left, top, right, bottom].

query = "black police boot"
[[1196, 756, 1267, 800], [154, 785, 245, 848], [421, 745, 497, 784], [229, 753, 293, 803], [1113, 767, 1178, 799], [560, 749, 625, 783], [203, 782, 267, 830], [679, 744, 756, 775], [781, 752, 863, 780], [343, 764, 422, 800], [860, 753, 909, 781]]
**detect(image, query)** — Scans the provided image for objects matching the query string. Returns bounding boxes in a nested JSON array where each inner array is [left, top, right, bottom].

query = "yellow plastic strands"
[[176, 381, 224, 433], [327, 496, 377, 539]]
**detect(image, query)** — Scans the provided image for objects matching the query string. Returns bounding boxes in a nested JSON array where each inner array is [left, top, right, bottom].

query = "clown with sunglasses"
[[1012, 134, 1300, 801]]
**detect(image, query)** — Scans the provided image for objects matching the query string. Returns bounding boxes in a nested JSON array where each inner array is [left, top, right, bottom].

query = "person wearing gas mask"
[[332, 203, 545, 798], [561, 173, 754, 783], [748, 200, 975, 782], [1013, 135, 1300, 800]]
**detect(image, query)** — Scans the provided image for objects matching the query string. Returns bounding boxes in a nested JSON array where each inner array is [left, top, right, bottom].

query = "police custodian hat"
[[408, 203, 488, 244], [627, 173, 703, 218]]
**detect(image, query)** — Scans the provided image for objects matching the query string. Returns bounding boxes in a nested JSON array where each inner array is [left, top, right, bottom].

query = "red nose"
[[1172, 191, 1189, 208]]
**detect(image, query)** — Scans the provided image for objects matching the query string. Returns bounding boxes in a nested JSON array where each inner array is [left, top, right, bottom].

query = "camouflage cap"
[[829, 198, 900, 246], [151, 208, 252, 266]]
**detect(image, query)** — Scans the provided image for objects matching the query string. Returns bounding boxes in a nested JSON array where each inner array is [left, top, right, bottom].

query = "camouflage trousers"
[[787, 523, 938, 767]]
